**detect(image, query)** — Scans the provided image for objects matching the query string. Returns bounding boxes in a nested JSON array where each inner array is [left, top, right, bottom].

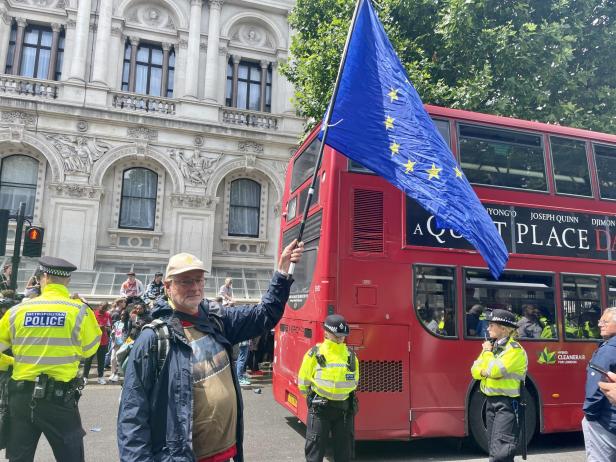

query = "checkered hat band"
[[39, 265, 72, 277], [491, 316, 516, 325]]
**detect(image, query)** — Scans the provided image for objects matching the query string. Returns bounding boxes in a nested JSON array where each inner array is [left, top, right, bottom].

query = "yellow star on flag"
[[454, 166, 463, 178], [390, 141, 400, 156], [384, 116, 394, 130], [403, 159, 416, 174], [427, 163, 442, 180], [388, 88, 399, 103]]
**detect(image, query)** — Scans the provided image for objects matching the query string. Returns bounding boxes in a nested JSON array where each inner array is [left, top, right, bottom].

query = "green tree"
[[284, 0, 616, 134]]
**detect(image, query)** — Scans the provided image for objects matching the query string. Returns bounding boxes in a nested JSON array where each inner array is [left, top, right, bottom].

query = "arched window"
[[119, 168, 157, 230], [0, 155, 38, 217], [229, 179, 261, 237]]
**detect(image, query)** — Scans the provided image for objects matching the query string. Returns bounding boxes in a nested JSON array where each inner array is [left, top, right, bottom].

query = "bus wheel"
[[468, 387, 537, 454]]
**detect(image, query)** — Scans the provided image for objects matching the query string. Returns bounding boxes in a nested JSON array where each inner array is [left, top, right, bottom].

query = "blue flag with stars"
[[320, 0, 508, 278]]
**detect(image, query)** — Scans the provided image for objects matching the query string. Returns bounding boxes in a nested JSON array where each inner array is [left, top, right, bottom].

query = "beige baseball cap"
[[165, 253, 208, 278]]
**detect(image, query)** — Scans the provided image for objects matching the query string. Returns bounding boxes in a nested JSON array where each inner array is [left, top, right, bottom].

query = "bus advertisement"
[[272, 104, 616, 451]]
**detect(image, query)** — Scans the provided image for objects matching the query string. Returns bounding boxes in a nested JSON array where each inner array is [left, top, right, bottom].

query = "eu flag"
[[320, 0, 508, 278]]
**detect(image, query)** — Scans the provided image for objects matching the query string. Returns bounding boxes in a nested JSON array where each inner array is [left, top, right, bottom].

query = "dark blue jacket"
[[583, 335, 616, 433], [117, 272, 292, 462]]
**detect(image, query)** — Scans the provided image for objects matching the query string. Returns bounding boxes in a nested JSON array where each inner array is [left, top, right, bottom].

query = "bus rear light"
[[552, 393, 560, 399]]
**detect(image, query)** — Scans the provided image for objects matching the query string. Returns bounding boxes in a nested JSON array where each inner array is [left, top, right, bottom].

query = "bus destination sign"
[[406, 198, 616, 261]]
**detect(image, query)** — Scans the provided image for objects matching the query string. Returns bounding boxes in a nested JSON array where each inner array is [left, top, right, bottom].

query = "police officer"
[[471, 309, 528, 462], [0, 257, 101, 462], [298, 314, 359, 462]]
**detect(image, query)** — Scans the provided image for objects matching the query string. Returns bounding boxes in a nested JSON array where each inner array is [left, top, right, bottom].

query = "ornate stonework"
[[170, 194, 213, 209], [194, 136, 204, 147], [46, 134, 111, 174], [1, 111, 36, 127], [127, 127, 158, 141], [168, 149, 221, 186], [230, 23, 273, 49], [51, 183, 102, 200], [238, 141, 263, 153], [76, 120, 88, 132], [125, 4, 176, 31]]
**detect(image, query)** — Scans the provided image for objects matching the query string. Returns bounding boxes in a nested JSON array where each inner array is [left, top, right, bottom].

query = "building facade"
[[0, 0, 303, 298]]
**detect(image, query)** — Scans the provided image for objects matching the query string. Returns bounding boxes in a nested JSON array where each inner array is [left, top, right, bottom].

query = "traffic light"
[[23, 226, 44, 257], [0, 209, 8, 256]]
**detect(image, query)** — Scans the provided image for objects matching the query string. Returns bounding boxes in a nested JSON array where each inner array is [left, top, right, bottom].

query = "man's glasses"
[[172, 278, 205, 287]]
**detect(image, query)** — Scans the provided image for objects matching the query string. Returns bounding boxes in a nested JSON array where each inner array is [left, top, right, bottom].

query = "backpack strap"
[[143, 319, 171, 372]]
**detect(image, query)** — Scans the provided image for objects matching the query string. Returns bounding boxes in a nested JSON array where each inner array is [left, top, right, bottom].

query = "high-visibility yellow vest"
[[471, 336, 527, 398], [0, 353, 13, 371], [0, 284, 101, 382], [298, 339, 359, 401], [584, 321, 601, 339]]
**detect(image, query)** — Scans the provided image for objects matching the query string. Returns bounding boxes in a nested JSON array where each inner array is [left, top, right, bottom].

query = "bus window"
[[464, 270, 555, 340], [594, 143, 616, 200], [562, 274, 602, 340], [458, 123, 547, 191], [291, 138, 320, 192], [608, 277, 616, 307], [297, 175, 320, 212], [550, 137, 592, 197], [282, 210, 322, 310], [286, 196, 297, 221], [414, 265, 456, 338]]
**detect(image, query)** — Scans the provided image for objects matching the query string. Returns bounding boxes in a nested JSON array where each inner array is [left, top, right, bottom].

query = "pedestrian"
[[83, 302, 112, 385], [219, 277, 234, 306], [0, 256, 101, 462], [120, 271, 144, 301], [583, 306, 616, 461], [471, 309, 528, 462], [236, 339, 250, 386], [144, 272, 165, 305], [0, 264, 11, 291], [117, 240, 303, 461], [109, 309, 128, 383], [298, 314, 359, 462]]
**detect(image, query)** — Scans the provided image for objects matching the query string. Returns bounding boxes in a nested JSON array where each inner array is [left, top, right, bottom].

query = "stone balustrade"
[[221, 107, 279, 130], [0, 74, 58, 99], [110, 91, 176, 115]]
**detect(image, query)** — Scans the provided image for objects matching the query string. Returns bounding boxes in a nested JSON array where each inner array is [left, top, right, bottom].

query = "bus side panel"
[[273, 319, 318, 420], [353, 324, 410, 440]]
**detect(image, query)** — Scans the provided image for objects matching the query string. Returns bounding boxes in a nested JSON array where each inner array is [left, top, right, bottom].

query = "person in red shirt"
[[83, 302, 112, 384]]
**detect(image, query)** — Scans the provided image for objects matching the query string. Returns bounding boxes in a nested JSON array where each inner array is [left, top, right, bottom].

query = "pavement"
[[0, 371, 587, 461]]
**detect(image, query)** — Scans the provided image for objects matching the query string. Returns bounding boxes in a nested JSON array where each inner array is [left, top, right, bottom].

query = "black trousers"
[[82, 344, 105, 379], [485, 395, 519, 462], [6, 381, 85, 462], [305, 404, 354, 462]]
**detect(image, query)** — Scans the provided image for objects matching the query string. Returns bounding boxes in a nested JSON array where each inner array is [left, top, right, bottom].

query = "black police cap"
[[323, 314, 350, 337], [487, 309, 518, 328], [38, 256, 77, 278]]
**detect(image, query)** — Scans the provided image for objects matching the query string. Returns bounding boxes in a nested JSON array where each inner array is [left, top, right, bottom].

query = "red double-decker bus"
[[272, 105, 616, 450]]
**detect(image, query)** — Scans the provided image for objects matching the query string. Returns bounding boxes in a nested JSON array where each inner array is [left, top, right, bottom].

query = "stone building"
[[0, 0, 303, 298]]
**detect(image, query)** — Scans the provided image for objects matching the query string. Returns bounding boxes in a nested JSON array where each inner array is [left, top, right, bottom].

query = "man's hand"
[[278, 239, 304, 274], [599, 371, 616, 405]]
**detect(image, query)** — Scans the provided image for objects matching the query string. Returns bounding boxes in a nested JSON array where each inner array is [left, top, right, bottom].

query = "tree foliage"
[[284, 0, 616, 134]]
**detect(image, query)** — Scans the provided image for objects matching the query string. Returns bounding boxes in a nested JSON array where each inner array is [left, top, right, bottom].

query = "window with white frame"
[[0, 155, 38, 217], [228, 178, 261, 237], [119, 168, 157, 230]]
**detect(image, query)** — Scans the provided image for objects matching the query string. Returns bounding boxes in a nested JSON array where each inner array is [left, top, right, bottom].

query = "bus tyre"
[[468, 387, 537, 455]]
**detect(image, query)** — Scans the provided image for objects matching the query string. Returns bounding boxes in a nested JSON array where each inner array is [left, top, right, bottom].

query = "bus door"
[[351, 324, 410, 440]]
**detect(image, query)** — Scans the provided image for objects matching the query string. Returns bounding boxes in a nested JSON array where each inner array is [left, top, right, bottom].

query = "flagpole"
[[288, 0, 364, 277]]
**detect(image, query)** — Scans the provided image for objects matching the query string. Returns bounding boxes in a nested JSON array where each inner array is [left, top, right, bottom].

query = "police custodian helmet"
[[323, 314, 350, 337], [487, 309, 518, 328]]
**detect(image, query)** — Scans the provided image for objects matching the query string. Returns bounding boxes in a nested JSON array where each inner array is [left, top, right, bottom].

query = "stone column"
[[11, 18, 26, 75], [69, 0, 93, 81], [161, 42, 171, 97], [184, 0, 202, 98], [61, 19, 76, 80], [174, 36, 188, 97], [259, 60, 268, 112], [91, 0, 112, 85], [128, 36, 139, 92], [46, 24, 62, 80], [108, 25, 123, 88], [231, 54, 240, 107], [203, 0, 223, 101], [0, 9, 13, 73]]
